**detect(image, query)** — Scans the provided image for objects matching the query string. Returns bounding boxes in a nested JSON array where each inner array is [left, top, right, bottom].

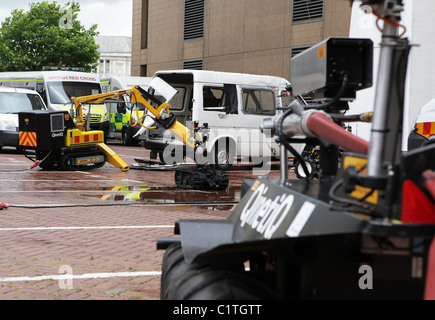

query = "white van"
[[143, 70, 303, 170], [0, 87, 47, 151], [100, 76, 153, 145], [0, 69, 109, 141]]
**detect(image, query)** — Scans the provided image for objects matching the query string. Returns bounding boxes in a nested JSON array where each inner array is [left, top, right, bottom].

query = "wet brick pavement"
[[0, 143, 288, 300]]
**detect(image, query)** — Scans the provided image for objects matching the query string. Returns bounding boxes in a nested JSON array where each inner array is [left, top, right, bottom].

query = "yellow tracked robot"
[[18, 77, 186, 172], [62, 77, 228, 189], [18, 82, 131, 172], [19, 109, 129, 171]]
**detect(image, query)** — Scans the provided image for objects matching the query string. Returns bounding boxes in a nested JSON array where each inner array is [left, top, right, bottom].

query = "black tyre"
[[58, 155, 72, 171], [161, 244, 274, 300], [171, 267, 275, 300], [122, 128, 134, 146], [161, 243, 196, 300]]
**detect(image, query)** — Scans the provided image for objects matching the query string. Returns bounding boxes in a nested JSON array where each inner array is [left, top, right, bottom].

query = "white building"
[[95, 36, 132, 76]]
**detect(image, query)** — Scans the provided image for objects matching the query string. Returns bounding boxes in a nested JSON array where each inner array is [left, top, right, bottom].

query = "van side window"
[[242, 89, 275, 115], [203, 87, 225, 112], [29, 94, 46, 110], [0, 93, 45, 112]]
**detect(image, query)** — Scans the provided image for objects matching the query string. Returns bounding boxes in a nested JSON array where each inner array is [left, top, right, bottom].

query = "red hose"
[[306, 112, 370, 155], [29, 160, 40, 169]]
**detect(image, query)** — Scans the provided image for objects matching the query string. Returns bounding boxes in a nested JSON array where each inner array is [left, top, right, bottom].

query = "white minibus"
[[143, 70, 304, 170]]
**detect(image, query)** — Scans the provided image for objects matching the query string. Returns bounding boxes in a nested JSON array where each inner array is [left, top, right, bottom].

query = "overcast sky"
[[0, 0, 133, 37]]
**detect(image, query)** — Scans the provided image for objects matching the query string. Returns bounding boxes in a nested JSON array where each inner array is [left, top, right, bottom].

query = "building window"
[[140, 65, 147, 77], [105, 60, 111, 74], [291, 45, 312, 58], [116, 62, 124, 75], [141, 0, 149, 49], [183, 59, 203, 70], [292, 0, 324, 24], [184, 0, 204, 41], [98, 60, 104, 73]]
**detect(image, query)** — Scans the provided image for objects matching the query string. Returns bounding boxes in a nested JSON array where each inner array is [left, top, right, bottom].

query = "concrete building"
[[131, 0, 352, 79], [95, 36, 132, 76]]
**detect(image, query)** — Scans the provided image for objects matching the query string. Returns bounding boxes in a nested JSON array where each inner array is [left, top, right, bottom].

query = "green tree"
[[0, 1, 100, 72]]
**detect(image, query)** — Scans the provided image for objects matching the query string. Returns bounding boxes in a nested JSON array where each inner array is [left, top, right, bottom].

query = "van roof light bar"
[[42, 66, 86, 72]]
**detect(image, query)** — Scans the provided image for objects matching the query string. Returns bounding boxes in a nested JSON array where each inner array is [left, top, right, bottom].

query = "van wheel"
[[213, 140, 233, 171], [122, 128, 133, 146]]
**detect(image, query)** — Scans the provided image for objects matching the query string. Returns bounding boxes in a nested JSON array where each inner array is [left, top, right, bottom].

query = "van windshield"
[[47, 81, 101, 104], [0, 92, 46, 113]]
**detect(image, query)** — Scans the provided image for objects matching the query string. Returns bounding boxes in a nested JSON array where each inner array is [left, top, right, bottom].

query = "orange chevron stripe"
[[19, 131, 37, 147], [415, 122, 435, 138]]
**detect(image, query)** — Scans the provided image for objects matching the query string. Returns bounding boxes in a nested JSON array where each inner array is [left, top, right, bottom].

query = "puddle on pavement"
[[80, 185, 240, 208]]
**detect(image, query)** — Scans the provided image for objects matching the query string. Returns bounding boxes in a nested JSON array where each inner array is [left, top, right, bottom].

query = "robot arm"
[[71, 80, 201, 151]]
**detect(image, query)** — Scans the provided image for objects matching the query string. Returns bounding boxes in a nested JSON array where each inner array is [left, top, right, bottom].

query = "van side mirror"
[[278, 85, 293, 98]]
